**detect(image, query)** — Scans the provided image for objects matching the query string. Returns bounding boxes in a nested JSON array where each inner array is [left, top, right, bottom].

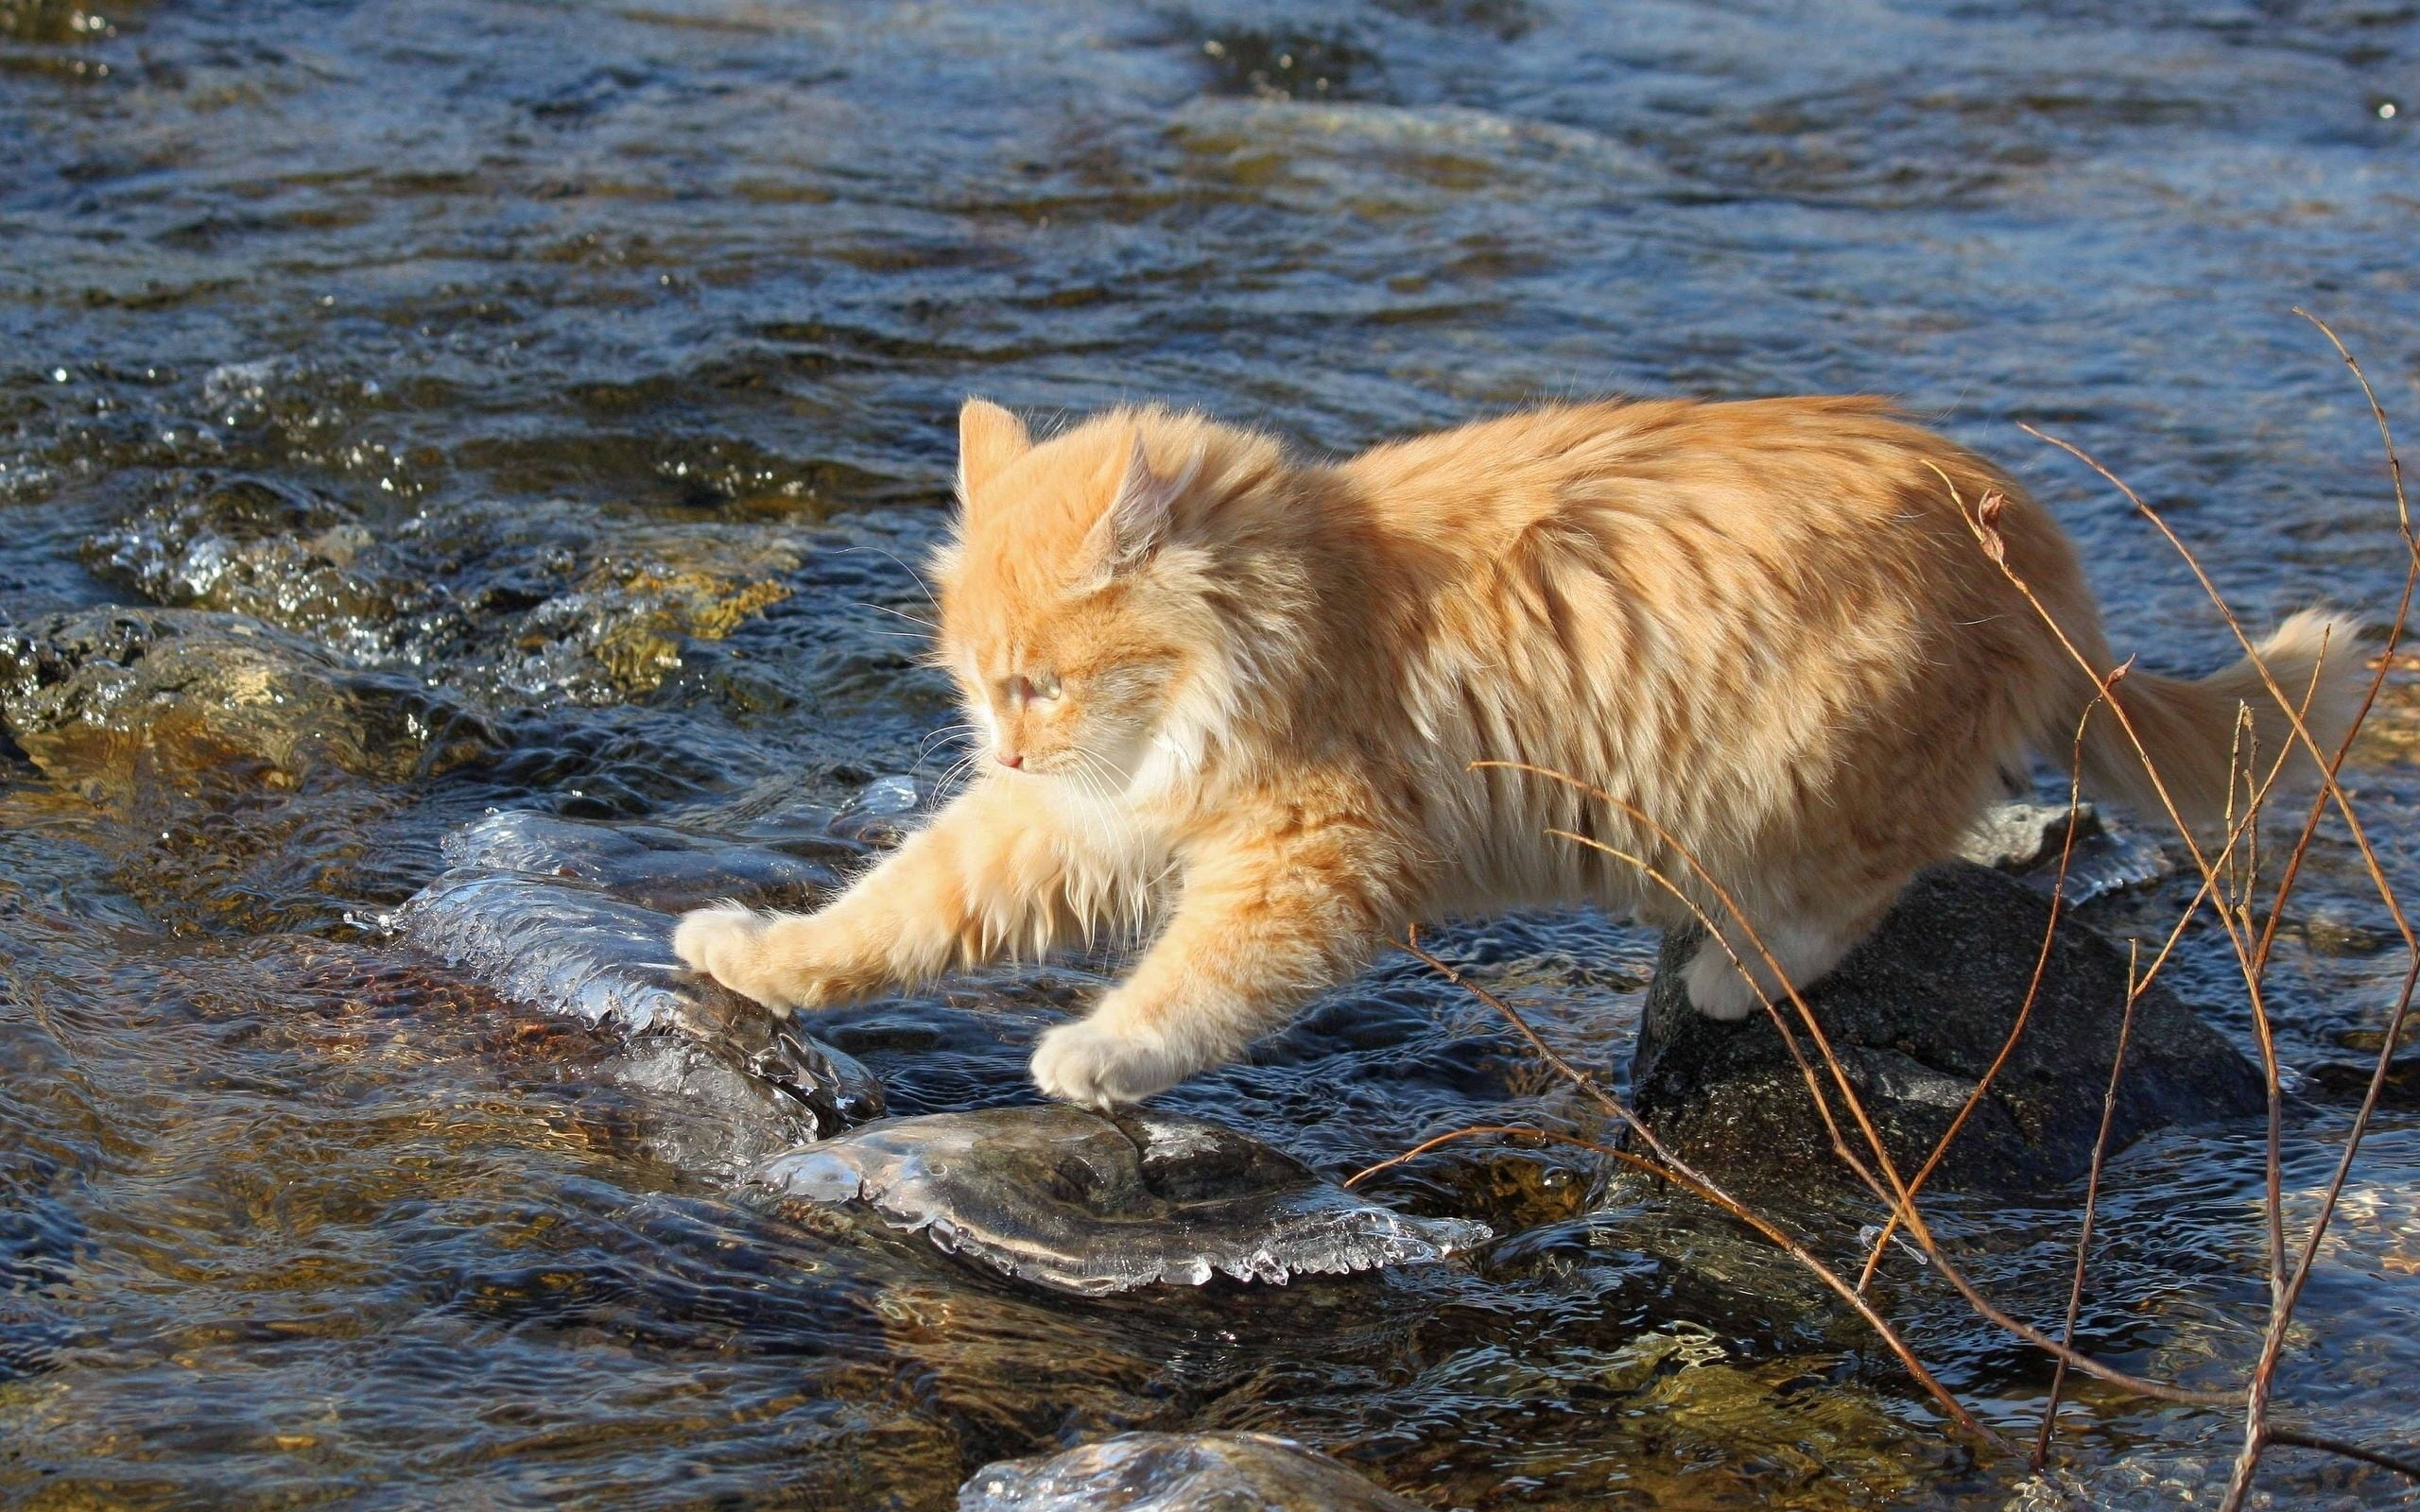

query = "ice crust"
[[758, 1105, 1491, 1295], [399, 805, 1485, 1296], [393, 811, 886, 1141]]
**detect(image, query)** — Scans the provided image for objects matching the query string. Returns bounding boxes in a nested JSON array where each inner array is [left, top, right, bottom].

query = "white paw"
[[1681, 940, 1766, 1022], [672, 904, 788, 1014], [1030, 1017, 1193, 1110]]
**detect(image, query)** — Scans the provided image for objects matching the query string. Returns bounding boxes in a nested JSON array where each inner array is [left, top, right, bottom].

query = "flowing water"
[[3, 0, 2418, 1506]]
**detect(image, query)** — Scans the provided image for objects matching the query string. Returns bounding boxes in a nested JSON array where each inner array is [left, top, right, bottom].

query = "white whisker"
[[849, 599, 940, 635], [835, 544, 944, 621]]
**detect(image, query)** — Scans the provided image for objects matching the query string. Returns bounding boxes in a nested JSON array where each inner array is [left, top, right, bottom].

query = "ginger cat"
[[676, 396, 2363, 1108]]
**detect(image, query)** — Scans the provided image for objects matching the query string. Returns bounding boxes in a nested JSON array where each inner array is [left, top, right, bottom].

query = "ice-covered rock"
[[1956, 799, 2171, 902], [759, 1105, 1490, 1295], [402, 806, 1484, 1293], [393, 812, 884, 1143], [440, 808, 853, 914], [826, 771, 924, 847], [959, 1432, 1426, 1511]]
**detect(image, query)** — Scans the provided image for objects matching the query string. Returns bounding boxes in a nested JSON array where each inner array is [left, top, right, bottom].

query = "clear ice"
[[759, 1105, 1491, 1295], [391, 811, 887, 1147], [400, 804, 1487, 1297]]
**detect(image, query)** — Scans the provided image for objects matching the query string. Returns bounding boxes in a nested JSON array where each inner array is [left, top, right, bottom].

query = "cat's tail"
[[2077, 610, 2369, 837]]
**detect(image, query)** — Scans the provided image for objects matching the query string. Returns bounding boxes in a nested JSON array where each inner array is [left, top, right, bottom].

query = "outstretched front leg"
[[675, 779, 1107, 1014], [1032, 802, 1418, 1108]]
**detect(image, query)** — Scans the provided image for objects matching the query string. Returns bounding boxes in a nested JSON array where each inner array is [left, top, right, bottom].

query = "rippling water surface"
[[4, 1, 2419, 1506]]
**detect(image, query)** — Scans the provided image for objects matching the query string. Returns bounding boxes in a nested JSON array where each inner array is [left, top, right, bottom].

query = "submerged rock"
[[393, 812, 884, 1144], [0, 607, 488, 796], [1629, 861, 2266, 1197], [85, 479, 802, 706], [759, 1105, 1490, 1295], [959, 1432, 1425, 1512], [85, 474, 418, 662]]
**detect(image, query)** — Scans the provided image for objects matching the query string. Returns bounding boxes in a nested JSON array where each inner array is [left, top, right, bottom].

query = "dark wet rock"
[[1171, 97, 1668, 214], [1630, 861, 2266, 1198], [1373, 0, 1538, 41], [759, 1106, 1490, 1295], [2302, 1057, 2420, 1109], [0, 607, 489, 796], [959, 1432, 1424, 1512], [394, 812, 884, 1148], [0, 0, 95, 43], [1956, 799, 2172, 902], [2278, 912, 2394, 957], [1196, 26, 1381, 103]]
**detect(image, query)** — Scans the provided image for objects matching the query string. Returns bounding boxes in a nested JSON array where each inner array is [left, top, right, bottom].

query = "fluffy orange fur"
[[675, 396, 2365, 1108]]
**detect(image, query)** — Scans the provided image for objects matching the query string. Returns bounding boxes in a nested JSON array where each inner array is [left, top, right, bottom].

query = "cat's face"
[[942, 580, 1188, 787], [933, 401, 1206, 792]]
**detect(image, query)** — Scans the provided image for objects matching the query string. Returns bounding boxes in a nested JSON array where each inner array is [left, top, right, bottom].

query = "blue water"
[[3, 1, 2417, 1505]]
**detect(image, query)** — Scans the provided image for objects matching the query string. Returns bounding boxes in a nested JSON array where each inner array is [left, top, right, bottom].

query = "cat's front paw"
[[673, 905, 797, 1015], [1030, 1017, 1192, 1110]]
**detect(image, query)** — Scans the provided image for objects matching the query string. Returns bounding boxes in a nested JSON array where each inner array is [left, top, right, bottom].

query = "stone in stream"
[[393, 811, 885, 1145], [0, 606, 491, 796], [1629, 860, 2266, 1198], [84, 472, 804, 705], [959, 1432, 1426, 1512], [759, 1105, 1491, 1295]]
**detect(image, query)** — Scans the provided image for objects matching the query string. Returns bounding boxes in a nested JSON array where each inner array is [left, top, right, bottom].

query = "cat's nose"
[[995, 750, 1024, 768]]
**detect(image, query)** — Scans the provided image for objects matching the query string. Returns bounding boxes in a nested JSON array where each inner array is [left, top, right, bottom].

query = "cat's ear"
[[1081, 432, 1194, 580], [957, 398, 1031, 500]]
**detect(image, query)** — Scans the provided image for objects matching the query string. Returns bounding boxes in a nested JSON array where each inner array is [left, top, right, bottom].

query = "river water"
[[3, 1, 2417, 1507]]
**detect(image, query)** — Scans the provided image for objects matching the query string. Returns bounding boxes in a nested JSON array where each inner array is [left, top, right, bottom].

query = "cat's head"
[[930, 399, 1255, 792]]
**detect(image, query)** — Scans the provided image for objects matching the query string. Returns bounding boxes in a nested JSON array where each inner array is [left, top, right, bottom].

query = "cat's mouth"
[[1009, 746, 1144, 792]]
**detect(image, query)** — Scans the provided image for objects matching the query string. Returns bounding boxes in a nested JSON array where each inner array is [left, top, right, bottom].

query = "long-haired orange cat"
[[676, 397, 2362, 1108]]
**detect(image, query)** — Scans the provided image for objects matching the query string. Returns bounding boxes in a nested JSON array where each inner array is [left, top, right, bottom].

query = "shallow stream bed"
[[4, 1, 2420, 1506]]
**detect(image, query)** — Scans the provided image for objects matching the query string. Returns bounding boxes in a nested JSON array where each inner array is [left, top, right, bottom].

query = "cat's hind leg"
[[1679, 894, 1893, 1022]]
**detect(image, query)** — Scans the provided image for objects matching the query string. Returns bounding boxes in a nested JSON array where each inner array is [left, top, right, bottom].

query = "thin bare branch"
[[1858, 681, 2104, 1294], [2266, 1426, 2420, 1481], [2011, 316, 2415, 1510], [1475, 761, 1929, 1226], [2036, 937, 2144, 1468], [1363, 950, 2006, 1449]]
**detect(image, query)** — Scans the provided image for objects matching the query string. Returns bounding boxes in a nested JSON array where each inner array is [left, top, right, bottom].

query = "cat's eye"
[[1029, 672, 1063, 701]]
